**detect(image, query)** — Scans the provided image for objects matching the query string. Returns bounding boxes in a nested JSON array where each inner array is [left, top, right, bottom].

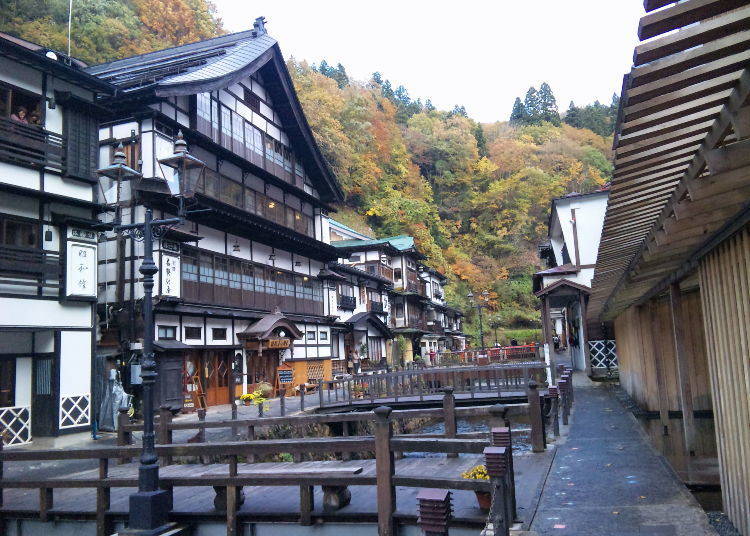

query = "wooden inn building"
[[0, 33, 113, 444], [87, 17, 349, 412], [590, 1, 750, 532]]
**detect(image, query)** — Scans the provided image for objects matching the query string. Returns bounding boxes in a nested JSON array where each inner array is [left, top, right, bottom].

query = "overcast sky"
[[216, 1, 644, 123]]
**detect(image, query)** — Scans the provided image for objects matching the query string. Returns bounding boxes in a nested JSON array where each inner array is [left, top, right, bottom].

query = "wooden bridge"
[[317, 362, 549, 410], [0, 368, 576, 536]]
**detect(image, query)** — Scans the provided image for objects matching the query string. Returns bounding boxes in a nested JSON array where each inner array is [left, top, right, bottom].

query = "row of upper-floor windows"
[[195, 92, 316, 196]]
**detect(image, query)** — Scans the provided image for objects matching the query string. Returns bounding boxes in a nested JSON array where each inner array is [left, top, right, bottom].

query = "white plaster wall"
[[59, 330, 92, 397], [111, 122, 140, 140], [15, 357, 32, 407], [45, 105, 63, 134], [182, 318, 206, 345], [0, 299, 91, 328], [44, 174, 93, 202], [0, 161, 40, 190], [576, 195, 607, 265], [155, 314, 181, 341]]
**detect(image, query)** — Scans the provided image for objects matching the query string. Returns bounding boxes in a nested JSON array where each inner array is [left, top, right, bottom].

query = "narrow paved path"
[[531, 374, 716, 536]]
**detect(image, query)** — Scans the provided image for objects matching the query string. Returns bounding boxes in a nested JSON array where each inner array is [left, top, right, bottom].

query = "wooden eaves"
[[590, 0, 750, 322]]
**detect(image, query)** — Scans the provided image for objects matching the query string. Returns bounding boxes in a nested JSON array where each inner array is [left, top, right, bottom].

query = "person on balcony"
[[28, 111, 41, 126], [10, 106, 28, 124]]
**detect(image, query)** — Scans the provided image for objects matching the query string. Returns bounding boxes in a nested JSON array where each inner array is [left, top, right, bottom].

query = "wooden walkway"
[[1, 456, 487, 523], [318, 389, 535, 411]]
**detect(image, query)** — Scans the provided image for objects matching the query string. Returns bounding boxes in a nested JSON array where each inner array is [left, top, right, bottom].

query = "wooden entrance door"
[[204, 350, 230, 406], [246, 349, 279, 392], [31, 356, 56, 436]]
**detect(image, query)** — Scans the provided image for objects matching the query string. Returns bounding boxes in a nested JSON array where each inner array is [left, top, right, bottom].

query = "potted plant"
[[256, 381, 274, 398], [461, 465, 491, 511], [240, 388, 270, 412]]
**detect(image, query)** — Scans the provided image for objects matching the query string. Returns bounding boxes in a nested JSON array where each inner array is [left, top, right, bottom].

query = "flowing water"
[[403, 417, 532, 458]]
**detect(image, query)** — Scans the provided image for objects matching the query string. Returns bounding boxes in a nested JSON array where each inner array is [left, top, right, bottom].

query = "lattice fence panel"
[[0, 406, 32, 446], [307, 362, 325, 381], [589, 340, 618, 369], [59, 394, 90, 429]]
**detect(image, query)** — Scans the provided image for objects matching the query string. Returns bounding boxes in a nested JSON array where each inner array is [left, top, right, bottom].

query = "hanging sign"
[[267, 338, 291, 349]]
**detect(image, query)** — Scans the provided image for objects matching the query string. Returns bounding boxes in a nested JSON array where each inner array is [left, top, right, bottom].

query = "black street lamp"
[[467, 290, 489, 350], [98, 132, 205, 534]]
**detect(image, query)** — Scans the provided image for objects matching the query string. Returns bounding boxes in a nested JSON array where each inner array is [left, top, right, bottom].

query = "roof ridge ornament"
[[252, 17, 267, 37]]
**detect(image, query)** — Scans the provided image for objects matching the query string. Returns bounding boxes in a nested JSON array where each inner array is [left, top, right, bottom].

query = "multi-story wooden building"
[[88, 18, 344, 410], [590, 3, 750, 532], [0, 33, 113, 444], [329, 224, 462, 363], [534, 188, 609, 374]]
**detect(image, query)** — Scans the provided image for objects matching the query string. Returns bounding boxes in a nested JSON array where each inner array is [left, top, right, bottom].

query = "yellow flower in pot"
[[461, 465, 491, 511]]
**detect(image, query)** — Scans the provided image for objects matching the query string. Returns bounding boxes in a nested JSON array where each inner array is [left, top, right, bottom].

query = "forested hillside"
[[0, 3, 615, 343], [291, 62, 613, 342]]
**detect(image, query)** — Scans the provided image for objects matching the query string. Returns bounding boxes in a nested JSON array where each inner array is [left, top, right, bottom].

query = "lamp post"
[[467, 290, 489, 351], [98, 132, 205, 534]]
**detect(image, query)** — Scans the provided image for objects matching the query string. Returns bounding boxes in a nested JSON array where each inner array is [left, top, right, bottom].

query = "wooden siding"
[[699, 226, 750, 535], [615, 290, 712, 414]]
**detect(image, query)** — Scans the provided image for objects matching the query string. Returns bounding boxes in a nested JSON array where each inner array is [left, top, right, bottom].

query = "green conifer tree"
[[563, 101, 583, 129], [509, 97, 527, 125], [524, 87, 541, 124], [474, 123, 488, 157], [538, 82, 561, 126]]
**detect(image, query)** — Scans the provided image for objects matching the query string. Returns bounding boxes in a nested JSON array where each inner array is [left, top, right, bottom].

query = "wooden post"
[[197, 408, 207, 443], [319, 381, 325, 408], [158, 405, 173, 466], [527, 380, 545, 453], [558, 379, 569, 425], [300, 388, 305, 412], [648, 302, 671, 436], [669, 283, 697, 456], [342, 421, 351, 461], [543, 295, 557, 384], [117, 407, 131, 464], [442, 387, 457, 458], [484, 446, 510, 536], [39, 487, 53, 522], [247, 425, 256, 463], [580, 292, 592, 377], [374, 406, 395, 536], [299, 485, 314, 526], [548, 386, 560, 437], [96, 458, 111, 536], [491, 427, 516, 523], [279, 388, 286, 417], [226, 483, 239, 536]]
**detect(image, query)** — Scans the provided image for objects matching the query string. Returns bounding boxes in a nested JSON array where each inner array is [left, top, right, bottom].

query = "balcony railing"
[[0, 245, 61, 295], [368, 301, 384, 313], [427, 321, 444, 334], [362, 262, 394, 281], [0, 117, 63, 171], [338, 295, 357, 310]]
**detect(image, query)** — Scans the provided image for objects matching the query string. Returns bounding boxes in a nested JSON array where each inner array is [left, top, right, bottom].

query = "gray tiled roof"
[[85, 30, 273, 93], [161, 34, 276, 86]]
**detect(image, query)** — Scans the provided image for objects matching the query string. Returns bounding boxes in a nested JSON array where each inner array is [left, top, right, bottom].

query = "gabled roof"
[[344, 312, 393, 338], [86, 18, 343, 203], [332, 235, 424, 258], [534, 278, 591, 298]]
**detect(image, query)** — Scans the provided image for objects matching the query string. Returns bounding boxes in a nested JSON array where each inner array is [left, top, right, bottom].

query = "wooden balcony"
[[362, 262, 394, 281], [368, 301, 384, 313], [338, 295, 356, 310], [0, 245, 61, 295], [0, 117, 63, 171]]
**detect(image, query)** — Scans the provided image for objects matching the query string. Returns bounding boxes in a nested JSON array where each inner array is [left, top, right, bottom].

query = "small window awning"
[[344, 312, 393, 339], [236, 307, 304, 341], [154, 340, 192, 351], [534, 278, 591, 298]]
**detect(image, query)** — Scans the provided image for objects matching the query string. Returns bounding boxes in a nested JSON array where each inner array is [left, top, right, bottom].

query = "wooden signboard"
[[276, 363, 294, 394], [267, 338, 291, 349]]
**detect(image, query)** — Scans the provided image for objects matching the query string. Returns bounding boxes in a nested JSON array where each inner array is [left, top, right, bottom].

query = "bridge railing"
[[319, 362, 548, 408], [0, 402, 530, 536]]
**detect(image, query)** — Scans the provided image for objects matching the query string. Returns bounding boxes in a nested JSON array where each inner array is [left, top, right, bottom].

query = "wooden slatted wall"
[[699, 226, 750, 535]]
